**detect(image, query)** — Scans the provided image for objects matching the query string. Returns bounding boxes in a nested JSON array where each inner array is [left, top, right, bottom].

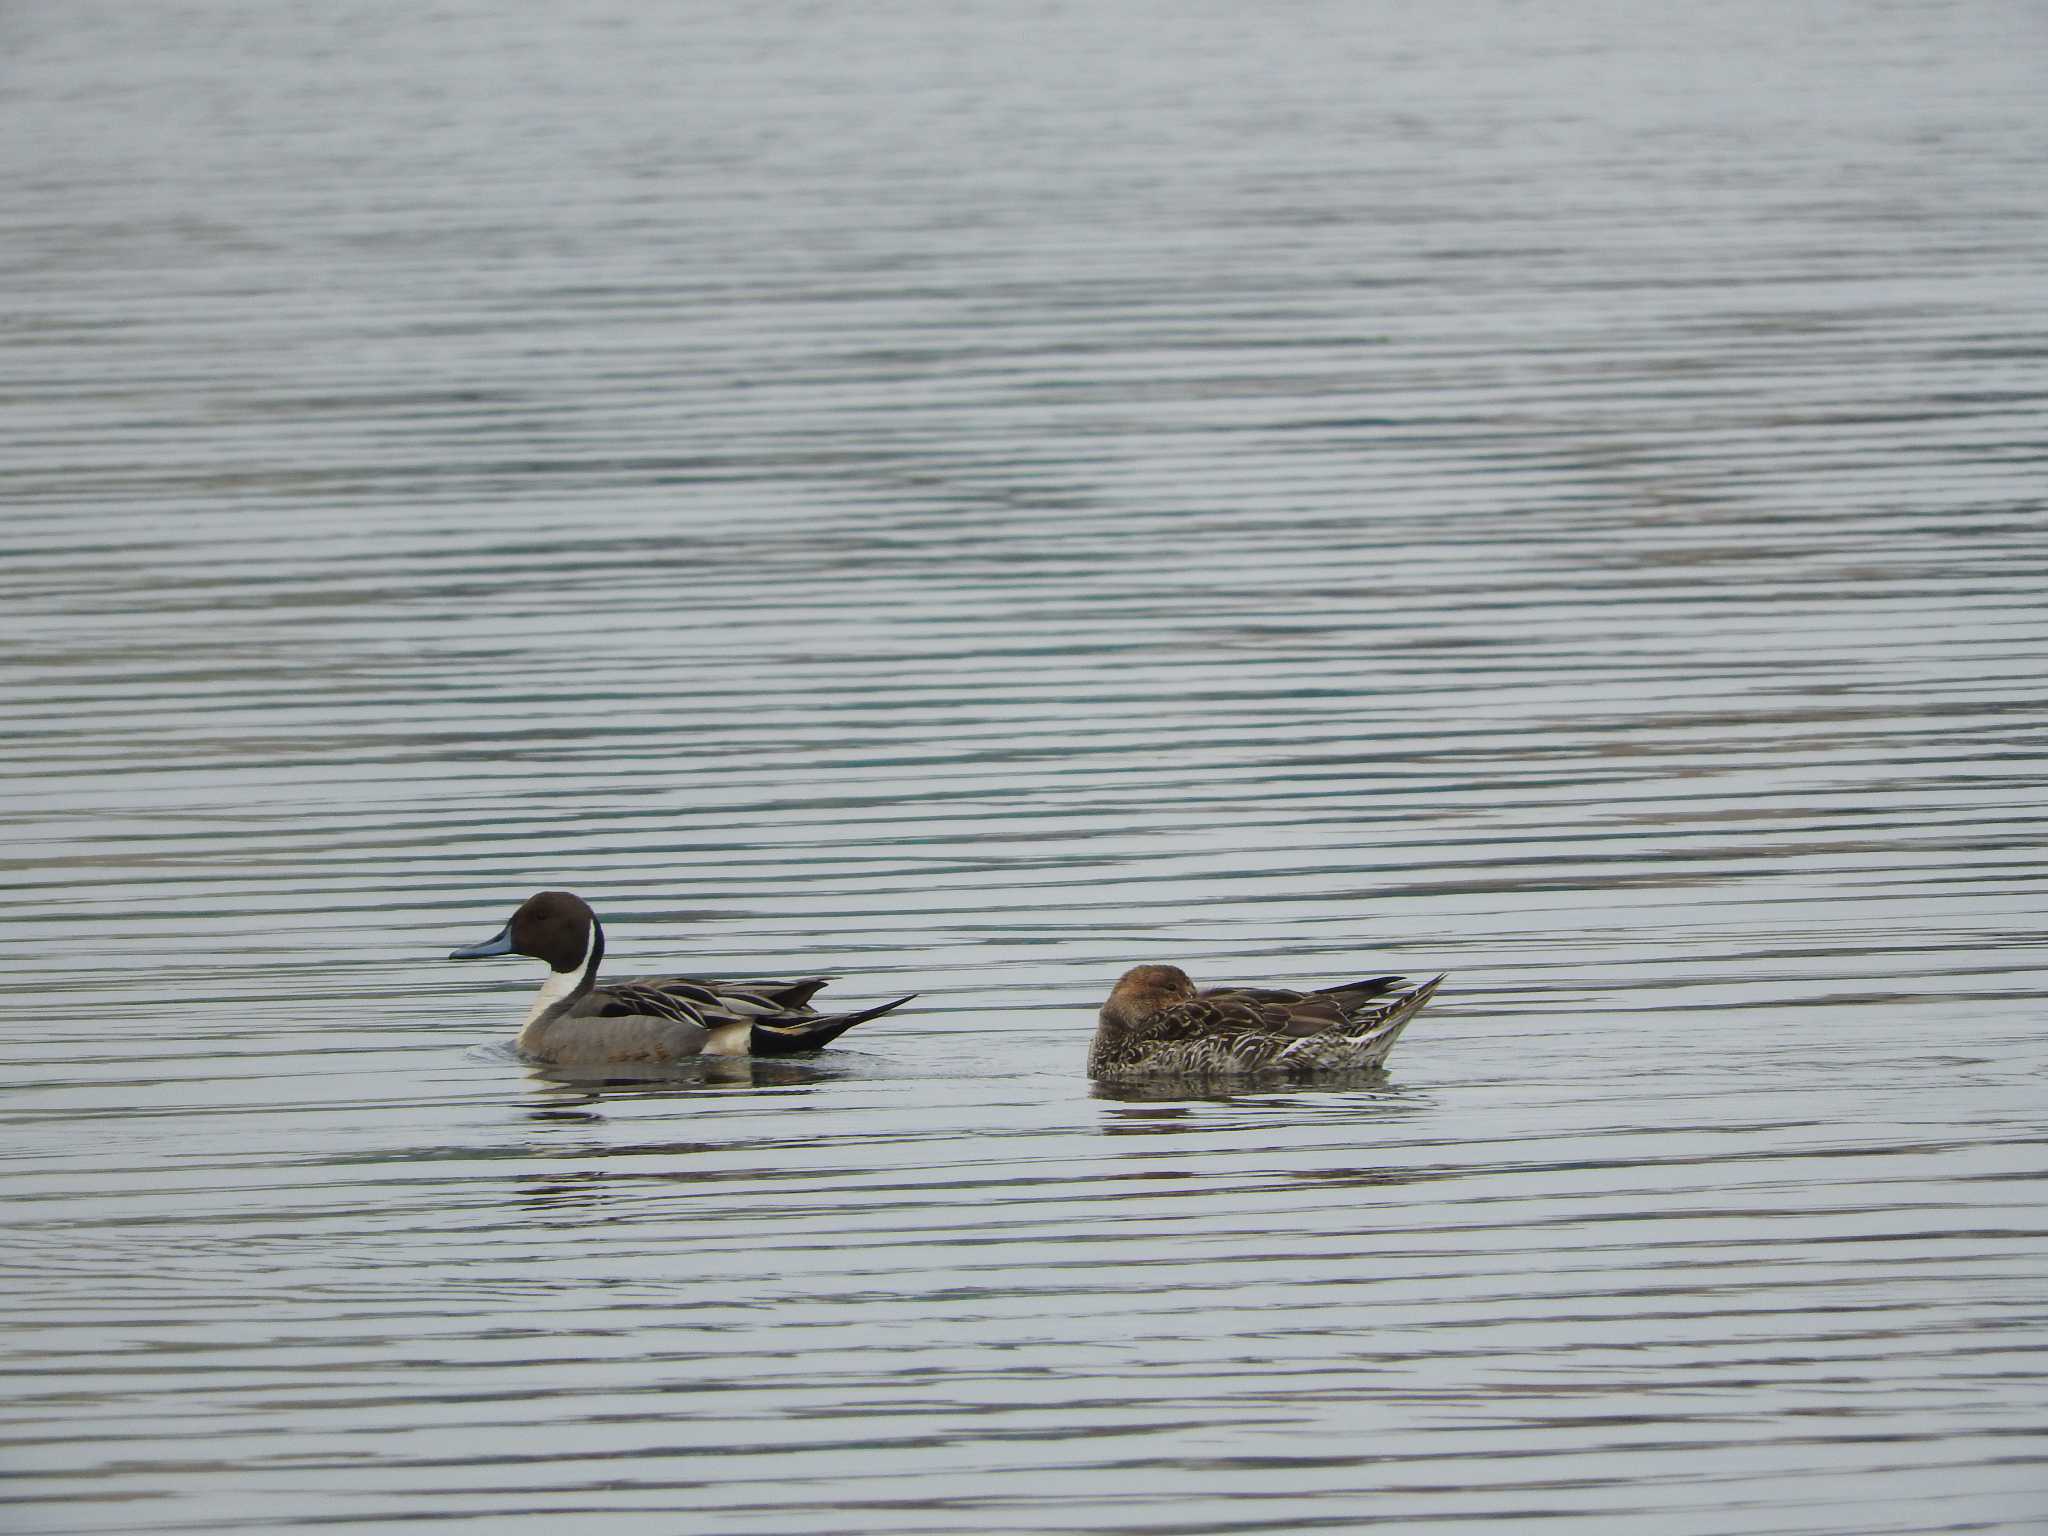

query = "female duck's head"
[[1099, 963, 1197, 1028], [450, 890, 601, 974]]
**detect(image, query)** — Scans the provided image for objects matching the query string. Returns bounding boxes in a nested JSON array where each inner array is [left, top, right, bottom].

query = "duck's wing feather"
[[1311, 975, 1408, 1001], [1194, 988, 1344, 1037], [1199, 976, 1409, 1033], [620, 975, 831, 1018], [727, 978, 833, 1010], [586, 982, 711, 1027], [1125, 975, 1445, 1076], [1272, 974, 1445, 1069], [611, 974, 914, 1055]]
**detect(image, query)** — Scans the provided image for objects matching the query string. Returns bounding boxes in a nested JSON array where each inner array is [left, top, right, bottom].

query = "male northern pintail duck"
[[449, 890, 915, 1066], [1088, 964, 1444, 1080]]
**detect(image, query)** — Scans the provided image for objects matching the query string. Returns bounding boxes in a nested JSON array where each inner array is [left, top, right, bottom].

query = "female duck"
[[450, 890, 915, 1066], [1089, 963, 1443, 1080]]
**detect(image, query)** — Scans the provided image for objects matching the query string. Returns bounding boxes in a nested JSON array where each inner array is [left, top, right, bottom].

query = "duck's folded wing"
[[1202, 977, 1404, 1005], [610, 974, 910, 1053], [1195, 989, 1346, 1037], [1312, 974, 1408, 1002], [727, 978, 832, 1011], [625, 975, 832, 1018], [1202, 985, 1310, 1004], [588, 983, 710, 1026]]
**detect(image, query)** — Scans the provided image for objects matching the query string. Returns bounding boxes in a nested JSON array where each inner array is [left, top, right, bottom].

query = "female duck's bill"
[[448, 889, 915, 1067], [1087, 963, 1444, 1081]]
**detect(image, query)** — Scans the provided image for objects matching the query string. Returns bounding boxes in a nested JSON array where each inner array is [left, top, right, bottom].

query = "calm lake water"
[[4, 2, 2046, 1532]]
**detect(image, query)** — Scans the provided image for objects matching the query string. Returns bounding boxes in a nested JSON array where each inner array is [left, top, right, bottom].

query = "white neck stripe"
[[523, 923, 596, 1029]]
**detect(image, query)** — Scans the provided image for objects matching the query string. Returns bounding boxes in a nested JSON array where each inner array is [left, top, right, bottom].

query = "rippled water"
[[4, 2, 2047, 1531]]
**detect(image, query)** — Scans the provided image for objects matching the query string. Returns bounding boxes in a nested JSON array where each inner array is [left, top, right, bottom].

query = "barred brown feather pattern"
[[1090, 972, 1444, 1081]]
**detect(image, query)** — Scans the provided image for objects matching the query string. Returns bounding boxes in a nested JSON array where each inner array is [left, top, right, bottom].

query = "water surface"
[[3, 2, 2046, 1531]]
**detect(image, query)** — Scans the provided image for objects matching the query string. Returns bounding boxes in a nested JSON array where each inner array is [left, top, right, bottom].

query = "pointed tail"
[[748, 994, 918, 1057], [1341, 974, 1446, 1064]]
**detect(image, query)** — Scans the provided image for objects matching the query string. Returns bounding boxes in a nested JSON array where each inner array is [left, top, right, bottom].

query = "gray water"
[[4, 2, 2047, 1531]]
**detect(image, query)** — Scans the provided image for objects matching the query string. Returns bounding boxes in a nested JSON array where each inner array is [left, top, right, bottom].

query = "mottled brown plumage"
[[1089, 963, 1443, 1080]]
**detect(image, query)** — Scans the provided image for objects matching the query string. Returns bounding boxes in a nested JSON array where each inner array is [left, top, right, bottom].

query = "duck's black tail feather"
[[748, 994, 918, 1056]]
